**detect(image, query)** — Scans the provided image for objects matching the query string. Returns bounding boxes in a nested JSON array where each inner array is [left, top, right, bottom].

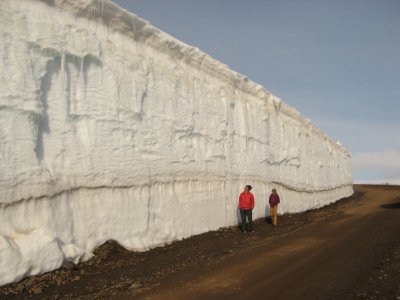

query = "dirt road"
[[1, 185, 399, 300]]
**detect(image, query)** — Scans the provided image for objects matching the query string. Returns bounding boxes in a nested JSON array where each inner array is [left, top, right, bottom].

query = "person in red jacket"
[[269, 188, 280, 226], [238, 185, 255, 233]]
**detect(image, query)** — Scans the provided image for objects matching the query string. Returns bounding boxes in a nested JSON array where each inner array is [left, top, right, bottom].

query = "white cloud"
[[353, 179, 400, 185]]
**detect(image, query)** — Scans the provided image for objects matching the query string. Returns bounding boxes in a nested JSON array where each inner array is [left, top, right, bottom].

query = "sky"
[[114, 0, 400, 184]]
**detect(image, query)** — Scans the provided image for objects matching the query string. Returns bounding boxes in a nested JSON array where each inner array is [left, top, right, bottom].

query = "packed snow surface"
[[0, 0, 353, 286]]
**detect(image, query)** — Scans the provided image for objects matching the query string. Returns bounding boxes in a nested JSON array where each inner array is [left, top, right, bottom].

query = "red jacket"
[[238, 192, 255, 210], [269, 193, 280, 207]]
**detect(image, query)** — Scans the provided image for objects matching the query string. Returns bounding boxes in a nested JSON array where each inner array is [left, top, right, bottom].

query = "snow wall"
[[0, 0, 353, 286]]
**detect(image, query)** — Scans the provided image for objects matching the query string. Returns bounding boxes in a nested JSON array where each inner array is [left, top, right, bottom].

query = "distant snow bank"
[[0, 0, 353, 286]]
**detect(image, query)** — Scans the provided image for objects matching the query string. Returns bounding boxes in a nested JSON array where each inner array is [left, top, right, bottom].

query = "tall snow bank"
[[0, 0, 353, 286]]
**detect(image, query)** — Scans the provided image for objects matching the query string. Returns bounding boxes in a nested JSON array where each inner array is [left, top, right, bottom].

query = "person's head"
[[244, 185, 252, 192], [272, 188, 277, 194]]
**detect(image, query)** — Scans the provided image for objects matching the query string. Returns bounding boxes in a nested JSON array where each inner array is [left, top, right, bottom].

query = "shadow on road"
[[380, 200, 400, 209]]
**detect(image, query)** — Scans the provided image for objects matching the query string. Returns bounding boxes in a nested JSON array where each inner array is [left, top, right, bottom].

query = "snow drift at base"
[[0, 0, 353, 286]]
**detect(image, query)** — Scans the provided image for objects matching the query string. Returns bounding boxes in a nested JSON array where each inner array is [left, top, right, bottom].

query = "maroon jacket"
[[269, 193, 280, 207]]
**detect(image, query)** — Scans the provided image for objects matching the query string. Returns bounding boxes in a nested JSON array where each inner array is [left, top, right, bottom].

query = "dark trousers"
[[240, 209, 253, 232]]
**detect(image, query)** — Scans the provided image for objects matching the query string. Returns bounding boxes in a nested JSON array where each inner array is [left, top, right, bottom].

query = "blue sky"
[[114, 0, 400, 184]]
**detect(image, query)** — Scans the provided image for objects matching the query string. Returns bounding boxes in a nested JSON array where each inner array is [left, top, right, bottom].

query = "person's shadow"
[[264, 205, 272, 224], [236, 208, 242, 231]]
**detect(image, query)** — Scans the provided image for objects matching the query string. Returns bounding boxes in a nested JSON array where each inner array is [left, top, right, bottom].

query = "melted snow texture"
[[0, 0, 353, 286]]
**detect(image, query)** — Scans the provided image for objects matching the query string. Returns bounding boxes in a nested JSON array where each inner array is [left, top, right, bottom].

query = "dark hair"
[[246, 185, 252, 191]]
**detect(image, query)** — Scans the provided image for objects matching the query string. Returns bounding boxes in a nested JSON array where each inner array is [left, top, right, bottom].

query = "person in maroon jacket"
[[269, 188, 280, 226], [238, 185, 255, 233]]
